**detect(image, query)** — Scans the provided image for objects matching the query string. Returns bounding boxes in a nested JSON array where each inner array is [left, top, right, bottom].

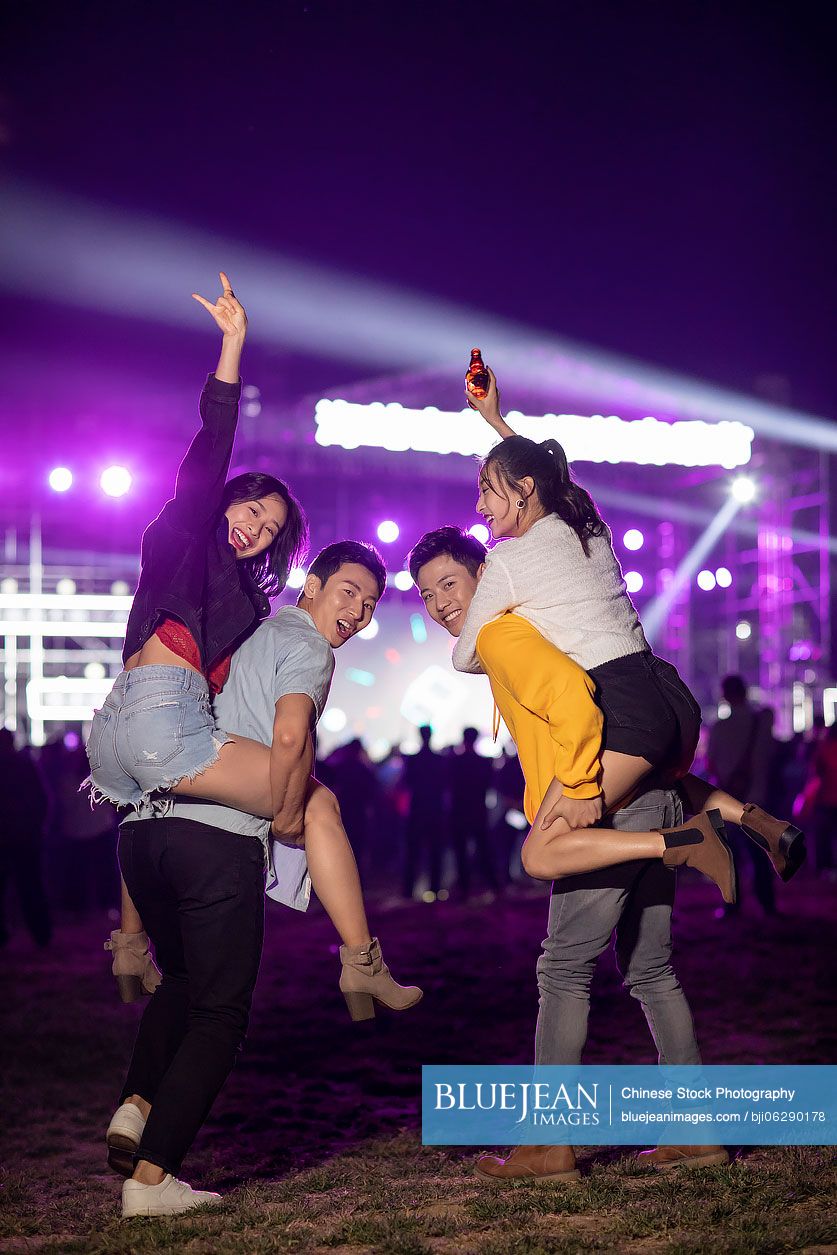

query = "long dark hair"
[[220, 472, 309, 601], [481, 436, 604, 555]]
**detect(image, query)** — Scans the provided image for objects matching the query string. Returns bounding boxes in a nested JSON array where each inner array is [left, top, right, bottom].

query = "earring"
[[516, 499, 525, 508]]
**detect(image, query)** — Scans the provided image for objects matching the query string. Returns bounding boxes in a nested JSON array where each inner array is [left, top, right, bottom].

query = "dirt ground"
[[0, 866, 835, 1253]]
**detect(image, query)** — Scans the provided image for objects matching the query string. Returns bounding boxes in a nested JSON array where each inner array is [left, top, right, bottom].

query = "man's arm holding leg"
[[270, 693, 316, 840]]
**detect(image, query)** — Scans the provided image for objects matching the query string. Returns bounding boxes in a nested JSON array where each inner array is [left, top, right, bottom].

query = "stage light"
[[84, 661, 106, 680], [715, 566, 733, 588], [48, 467, 73, 492], [110, 580, 131, 596], [286, 566, 306, 590], [346, 668, 375, 687], [322, 707, 347, 733], [100, 465, 132, 497], [731, 475, 756, 504], [56, 578, 76, 596], [1, 578, 18, 594], [697, 569, 717, 591], [623, 528, 644, 551], [736, 621, 752, 640], [376, 520, 400, 543], [624, 571, 644, 593], [393, 570, 414, 591], [358, 619, 379, 640], [469, 523, 490, 544], [410, 613, 428, 643], [315, 400, 755, 469]]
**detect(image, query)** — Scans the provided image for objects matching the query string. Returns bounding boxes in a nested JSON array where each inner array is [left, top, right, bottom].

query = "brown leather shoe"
[[475, 1144, 580, 1182], [661, 810, 736, 904], [637, 1144, 729, 1170], [740, 804, 806, 881]]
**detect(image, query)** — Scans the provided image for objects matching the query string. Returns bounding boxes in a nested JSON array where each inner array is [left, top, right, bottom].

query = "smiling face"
[[416, 554, 482, 637], [302, 562, 380, 648], [476, 465, 536, 540], [224, 494, 288, 559]]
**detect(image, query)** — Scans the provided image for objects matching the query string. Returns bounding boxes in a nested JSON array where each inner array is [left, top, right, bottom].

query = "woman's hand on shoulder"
[[192, 271, 248, 341]]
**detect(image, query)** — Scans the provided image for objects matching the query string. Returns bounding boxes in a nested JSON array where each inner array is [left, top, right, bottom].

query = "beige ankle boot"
[[338, 938, 422, 1021], [105, 930, 162, 1003]]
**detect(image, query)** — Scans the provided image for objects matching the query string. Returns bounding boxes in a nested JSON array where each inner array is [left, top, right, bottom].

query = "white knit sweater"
[[452, 513, 649, 675]]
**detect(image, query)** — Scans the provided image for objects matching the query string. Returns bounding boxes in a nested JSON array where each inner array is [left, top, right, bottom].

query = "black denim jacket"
[[122, 373, 268, 670]]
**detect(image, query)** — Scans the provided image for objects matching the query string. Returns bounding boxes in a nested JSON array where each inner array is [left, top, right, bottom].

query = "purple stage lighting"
[[376, 520, 400, 544], [48, 467, 73, 493], [715, 566, 733, 588], [697, 569, 717, 591], [100, 465, 132, 498], [623, 528, 644, 551], [624, 571, 644, 593], [469, 523, 490, 544]]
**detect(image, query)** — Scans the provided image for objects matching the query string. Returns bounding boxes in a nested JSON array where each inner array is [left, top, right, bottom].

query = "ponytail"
[[482, 435, 604, 556]]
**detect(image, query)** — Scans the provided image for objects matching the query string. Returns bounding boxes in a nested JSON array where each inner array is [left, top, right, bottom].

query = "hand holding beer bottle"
[[464, 348, 515, 438]]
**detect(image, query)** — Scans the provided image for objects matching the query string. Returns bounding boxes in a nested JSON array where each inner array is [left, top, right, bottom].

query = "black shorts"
[[587, 651, 701, 776]]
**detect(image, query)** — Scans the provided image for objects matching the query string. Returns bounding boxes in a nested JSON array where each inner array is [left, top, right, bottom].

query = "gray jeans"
[[534, 788, 702, 1066]]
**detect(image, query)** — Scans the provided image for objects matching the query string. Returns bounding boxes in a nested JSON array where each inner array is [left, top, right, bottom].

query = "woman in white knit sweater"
[[453, 367, 805, 892]]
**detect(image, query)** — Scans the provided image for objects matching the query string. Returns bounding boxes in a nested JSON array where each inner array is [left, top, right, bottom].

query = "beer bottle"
[[465, 347, 490, 400]]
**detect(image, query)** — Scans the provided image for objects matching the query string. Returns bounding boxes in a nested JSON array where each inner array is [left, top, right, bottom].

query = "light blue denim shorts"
[[85, 665, 232, 811]]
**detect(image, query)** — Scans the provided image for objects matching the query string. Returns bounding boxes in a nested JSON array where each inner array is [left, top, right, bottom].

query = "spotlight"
[[624, 571, 644, 593], [469, 523, 490, 545], [697, 569, 717, 591], [393, 570, 414, 591], [731, 475, 757, 504], [84, 661, 106, 680], [623, 528, 644, 551], [100, 465, 132, 497], [715, 567, 733, 588], [376, 520, 400, 544], [110, 580, 130, 596], [286, 566, 306, 590], [322, 707, 347, 733], [358, 619, 380, 640], [56, 578, 76, 596], [1, 578, 18, 594], [48, 467, 73, 492]]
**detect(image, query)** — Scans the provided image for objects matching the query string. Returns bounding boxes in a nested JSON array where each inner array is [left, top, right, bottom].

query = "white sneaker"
[[122, 1173, 222, 1217], [106, 1102, 147, 1176]]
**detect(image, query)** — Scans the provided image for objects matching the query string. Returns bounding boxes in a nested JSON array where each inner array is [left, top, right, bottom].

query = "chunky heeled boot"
[[339, 938, 423, 1021], [740, 805, 806, 881], [105, 930, 162, 1003], [660, 810, 736, 904]]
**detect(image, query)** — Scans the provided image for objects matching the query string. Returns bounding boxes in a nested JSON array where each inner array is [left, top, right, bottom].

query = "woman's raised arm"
[[192, 271, 248, 383]]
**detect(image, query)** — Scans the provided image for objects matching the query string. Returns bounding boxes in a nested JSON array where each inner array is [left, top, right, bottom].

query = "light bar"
[[314, 401, 754, 469]]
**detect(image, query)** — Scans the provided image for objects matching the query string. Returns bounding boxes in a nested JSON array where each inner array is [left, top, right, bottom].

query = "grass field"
[[1, 870, 835, 1253]]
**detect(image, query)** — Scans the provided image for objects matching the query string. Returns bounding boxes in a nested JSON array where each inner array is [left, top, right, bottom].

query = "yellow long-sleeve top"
[[476, 613, 603, 824]]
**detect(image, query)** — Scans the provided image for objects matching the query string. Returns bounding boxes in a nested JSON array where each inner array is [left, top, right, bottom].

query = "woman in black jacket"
[[89, 276, 420, 1019]]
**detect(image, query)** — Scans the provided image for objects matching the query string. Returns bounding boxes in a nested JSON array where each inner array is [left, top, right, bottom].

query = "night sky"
[[1, 1, 834, 497]]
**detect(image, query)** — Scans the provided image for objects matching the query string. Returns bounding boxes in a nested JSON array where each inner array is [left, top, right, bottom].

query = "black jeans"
[[117, 817, 265, 1176]]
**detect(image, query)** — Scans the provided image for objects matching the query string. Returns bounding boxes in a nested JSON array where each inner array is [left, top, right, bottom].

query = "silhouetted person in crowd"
[[328, 739, 380, 883], [0, 728, 52, 947], [494, 742, 527, 883], [448, 727, 498, 897], [48, 737, 119, 912], [810, 723, 837, 875], [707, 675, 776, 916], [402, 725, 449, 899]]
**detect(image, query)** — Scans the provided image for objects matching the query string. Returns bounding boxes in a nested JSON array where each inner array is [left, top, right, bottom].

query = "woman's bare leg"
[[301, 782, 371, 948], [680, 773, 744, 825], [171, 737, 273, 818], [523, 751, 662, 878]]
